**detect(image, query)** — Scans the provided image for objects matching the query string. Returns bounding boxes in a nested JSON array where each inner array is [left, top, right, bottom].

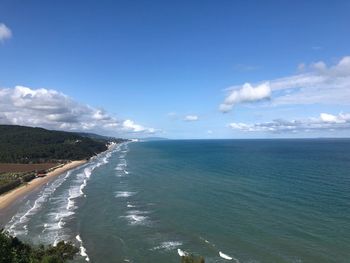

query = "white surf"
[[219, 251, 233, 260]]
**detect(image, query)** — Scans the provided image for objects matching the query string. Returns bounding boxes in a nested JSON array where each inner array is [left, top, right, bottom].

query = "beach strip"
[[0, 160, 87, 210]]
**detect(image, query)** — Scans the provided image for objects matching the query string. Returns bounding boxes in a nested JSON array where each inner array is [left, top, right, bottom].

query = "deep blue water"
[[5, 139, 350, 263]]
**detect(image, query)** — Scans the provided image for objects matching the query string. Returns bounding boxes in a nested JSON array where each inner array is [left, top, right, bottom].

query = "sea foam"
[[6, 170, 74, 236], [76, 235, 90, 261], [177, 249, 188, 257], [152, 241, 182, 251], [115, 191, 135, 198], [123, 214, 148, 225], [219, 251, 240, 262]]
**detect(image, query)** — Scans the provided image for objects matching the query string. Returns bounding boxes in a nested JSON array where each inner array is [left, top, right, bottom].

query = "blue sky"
[[0, 0, 350, 138]]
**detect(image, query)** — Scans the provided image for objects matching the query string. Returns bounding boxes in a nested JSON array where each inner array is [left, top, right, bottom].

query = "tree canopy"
[[0, 231, 79, 263], [0, 125, 109, 163]]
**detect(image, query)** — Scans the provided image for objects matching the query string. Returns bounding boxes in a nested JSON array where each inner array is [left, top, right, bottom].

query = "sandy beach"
[[0, 160, 87, 211]]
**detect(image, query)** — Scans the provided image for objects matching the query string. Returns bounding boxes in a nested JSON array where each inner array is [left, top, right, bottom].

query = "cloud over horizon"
[[0, 86, 157, 136], [0, 23, 12, 42], [228, 112, 350, 133], [220, 56, 350, 113]]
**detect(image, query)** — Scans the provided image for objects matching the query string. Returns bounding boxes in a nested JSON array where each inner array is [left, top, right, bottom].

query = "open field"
[[0, 163, 59, 173], [0, 160, 86, 210]]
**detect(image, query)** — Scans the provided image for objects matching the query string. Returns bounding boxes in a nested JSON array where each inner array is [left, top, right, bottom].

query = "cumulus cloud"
[[122, 120, 156, 133], [184, 115, 199, 121], [319, 113, 346, 123], [219, 82, 271, 112], [0, 23, 12, 42], [220, 56, 350, 112], [0, 86, 157, 135], [228, 113, 350, 133]]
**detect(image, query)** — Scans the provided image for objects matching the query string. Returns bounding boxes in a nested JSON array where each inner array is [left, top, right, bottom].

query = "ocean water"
[[4, 139, 350, 263]]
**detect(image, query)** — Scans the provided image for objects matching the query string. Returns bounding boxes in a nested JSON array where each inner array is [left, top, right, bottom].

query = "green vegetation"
[[0, 231, 78, 263], [78, 132, 127, 144], [0, 232, 208, 263], [0, 125, 109, 163], [0, 172, 36, 195], [0, 125, 123, 194], [0, 172, 36, 185], [0, 231, 205, 263]]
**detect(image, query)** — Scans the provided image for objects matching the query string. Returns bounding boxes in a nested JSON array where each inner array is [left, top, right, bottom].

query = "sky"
[[0, 0, 350, 139]]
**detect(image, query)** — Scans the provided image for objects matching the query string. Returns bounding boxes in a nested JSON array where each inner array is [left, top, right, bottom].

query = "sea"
[[2, 139, 350, 263]]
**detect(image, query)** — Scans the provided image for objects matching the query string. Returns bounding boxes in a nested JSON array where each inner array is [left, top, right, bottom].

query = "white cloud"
[[0, 23, 12, 42], [220, 56, 350, 112], [228, 113, 350, 133], [0, 86, 157, 135], [184, 115, 199, 121], [122, 120, 156, 133], [311, 61, 327, 72], [319, 113, 346, 123], [220, 82, 271, 112], [207, 130, 213, 134]]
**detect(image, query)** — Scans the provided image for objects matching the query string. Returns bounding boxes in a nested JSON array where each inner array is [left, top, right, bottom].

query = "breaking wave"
[[5, 143, 121, 247], [115, 191, 136, 198], [152, 241, 183, 251], [76, 234, 90, 261]]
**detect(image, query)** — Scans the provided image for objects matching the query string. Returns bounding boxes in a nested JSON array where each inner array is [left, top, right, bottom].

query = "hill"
[[140, 137, 169, 141], [0, 125, 109, 163], [77, 132, 127, 143]]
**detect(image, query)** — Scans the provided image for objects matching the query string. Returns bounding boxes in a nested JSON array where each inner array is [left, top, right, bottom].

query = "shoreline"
[[0, 160, 87, 211]]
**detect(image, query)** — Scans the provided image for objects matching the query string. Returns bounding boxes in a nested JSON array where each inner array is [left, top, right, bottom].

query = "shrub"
[[0, 231, 78, 263]]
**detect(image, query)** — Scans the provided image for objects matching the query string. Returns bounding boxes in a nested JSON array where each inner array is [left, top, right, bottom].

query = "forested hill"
[[0, 125, 110, 163]]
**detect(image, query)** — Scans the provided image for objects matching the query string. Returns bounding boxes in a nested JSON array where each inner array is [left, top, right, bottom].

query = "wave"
[[69, 154, 109, 208], [101, 151, 112, 164], [126, 210, 148, 215], [152, 241, 182, 251], [123, 214, 148, 225], [5, 144, 123, 250], [219, 251, 238, 261], [119, 158, 127, 164], [115, 191, 135, 198], [67, 184, 82, 210], [6, 170, 74, 236], [76, 235, 90, 262], [79, 179, 87, 195], [199, 237, 239, 262], [177, 248, 188, 257], [58, 218, 65, 229], [115, 160, 127, 171], [84, 167, 93, 178], [50, 149, 116, 246]]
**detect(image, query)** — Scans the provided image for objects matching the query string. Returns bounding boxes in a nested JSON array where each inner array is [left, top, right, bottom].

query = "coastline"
[[0, 160, 87, 211]]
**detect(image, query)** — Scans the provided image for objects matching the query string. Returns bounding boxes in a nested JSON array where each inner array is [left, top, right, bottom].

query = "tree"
[[0, 231, 78, 263]]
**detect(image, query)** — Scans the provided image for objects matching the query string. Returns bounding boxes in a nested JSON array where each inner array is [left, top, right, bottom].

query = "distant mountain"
[[139, 137, 169, 141], [0, 125, 110, 163], [77, 132, 129, 143]]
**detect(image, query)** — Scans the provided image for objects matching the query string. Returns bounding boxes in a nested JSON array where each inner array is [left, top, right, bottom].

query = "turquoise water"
[[4, 139, 350, 262]]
